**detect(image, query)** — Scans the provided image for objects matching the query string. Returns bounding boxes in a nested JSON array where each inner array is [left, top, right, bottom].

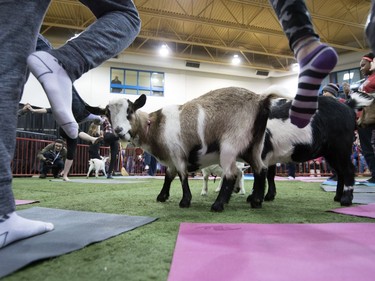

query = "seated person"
[[37, 139, 67, 178]]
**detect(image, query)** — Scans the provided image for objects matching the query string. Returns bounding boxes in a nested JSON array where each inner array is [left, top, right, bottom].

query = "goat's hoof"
[[156, 193, 169, 202], [333, 195, 341, 202], [340, 199, 352, 207], [250, 200, 263, 209], [246, 194, 253, 203], [179, 199, 191, 208], [340, 191, 353, 206], [211, 202, 224, 212], [264, 193, 275, 201]]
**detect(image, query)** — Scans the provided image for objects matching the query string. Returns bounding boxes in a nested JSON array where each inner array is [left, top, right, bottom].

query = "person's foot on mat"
[[27, 51, 78, 139], [290, 42, 338, 128], [0, 212, 54, 248]]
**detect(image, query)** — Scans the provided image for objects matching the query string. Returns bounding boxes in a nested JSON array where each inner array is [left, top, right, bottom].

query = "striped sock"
[[290, 45, 338, 128]]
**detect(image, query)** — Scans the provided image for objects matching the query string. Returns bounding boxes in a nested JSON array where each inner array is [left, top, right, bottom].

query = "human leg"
[[286, 162, 296, 179], [0, 0, 53, 248], [269, 0, 337, 128], [79, 131, 103, 144], [107, 140, 119, 178], [60, 133, 78, 182], [52, 158, 65, 178], [358, 126, 375, 180], [27, 0, 141, 138], [148, 155, 157, 176], [40, 161, 51, 178]]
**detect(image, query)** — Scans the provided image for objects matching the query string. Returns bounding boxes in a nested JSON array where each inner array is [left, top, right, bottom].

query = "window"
[[110, 67, 165, 96], [319, 67, 361, 93], [336, 69, 361, 86]]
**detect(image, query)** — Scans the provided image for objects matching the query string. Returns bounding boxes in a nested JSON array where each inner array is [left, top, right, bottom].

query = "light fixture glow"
[[159, 44, 169, 57], [232, 54, 241, 65], [291, 63, 300, 72]]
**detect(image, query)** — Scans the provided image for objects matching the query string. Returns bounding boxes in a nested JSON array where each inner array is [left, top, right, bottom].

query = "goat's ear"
[[85, 104, 107, 116], [133, 94, 147, 111]]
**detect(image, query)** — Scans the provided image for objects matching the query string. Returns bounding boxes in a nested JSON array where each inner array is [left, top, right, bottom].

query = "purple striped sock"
[[290, 45, 338, 128]]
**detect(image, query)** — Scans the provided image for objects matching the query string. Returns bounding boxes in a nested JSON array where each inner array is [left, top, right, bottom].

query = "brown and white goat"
[[104, 87, 278, 211]]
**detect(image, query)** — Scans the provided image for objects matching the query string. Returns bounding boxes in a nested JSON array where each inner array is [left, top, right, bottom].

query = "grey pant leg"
[[366, 0, 375, 53], [269, 0, 319, 50], [49, 0, 141, 81], [0, 1, 51, 215]]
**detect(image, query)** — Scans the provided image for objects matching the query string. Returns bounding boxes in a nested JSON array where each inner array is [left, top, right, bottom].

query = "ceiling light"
[[232, 54, 241, 65], [159, 44, 170, 57]]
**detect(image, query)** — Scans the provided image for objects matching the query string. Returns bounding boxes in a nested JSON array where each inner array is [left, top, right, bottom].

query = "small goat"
[[201, 162, 249, 196], [248, 92, 374, 208], [103, 87, 279, 211], [86, 156, 109, 178]]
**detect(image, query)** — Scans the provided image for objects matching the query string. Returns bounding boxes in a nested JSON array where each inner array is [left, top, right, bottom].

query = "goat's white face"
[[106, 95, 146, 141]]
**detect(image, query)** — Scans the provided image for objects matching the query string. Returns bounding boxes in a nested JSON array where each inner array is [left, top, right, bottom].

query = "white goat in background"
[[201, 162, 249, 196]]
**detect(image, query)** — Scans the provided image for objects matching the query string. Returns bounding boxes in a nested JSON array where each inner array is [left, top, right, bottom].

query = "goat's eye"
[[127, 108, 134, 114]]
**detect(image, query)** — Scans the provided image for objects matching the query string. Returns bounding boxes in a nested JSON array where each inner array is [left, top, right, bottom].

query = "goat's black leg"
[[211, 176, 236, 212], [338, 161, 355, 206], [179, 176, 192, 208], [264, 165, 277, 201], [247, 168, 267, 208], [156, 172, 175, 202], [330, 155, 354, 206]]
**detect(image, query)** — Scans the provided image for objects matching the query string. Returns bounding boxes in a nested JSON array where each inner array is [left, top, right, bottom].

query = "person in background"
[[356, 52, 375, 183], [321, 83, 340, 98], [144, 151, 158, 176], [21, 104, 103, 181], [87, 122, 103, 160], [352, 131, 367, 174], [321, 82, 345, 181], [286, 162, 296, 180], [111, 76, 123, 93], [0, 1, 140, 248], [37, 139, 67, 179], [269, 0, 338, 128], [340, 82, 352, 100]]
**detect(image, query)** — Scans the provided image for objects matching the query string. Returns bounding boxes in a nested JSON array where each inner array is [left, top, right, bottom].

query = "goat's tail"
[[346, 91, 375, 111]]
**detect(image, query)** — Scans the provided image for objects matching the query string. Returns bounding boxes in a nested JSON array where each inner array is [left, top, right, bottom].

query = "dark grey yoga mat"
[[320, 184, 375, 193], [0, 207, 157, 278], [353, 193, 375, 204]]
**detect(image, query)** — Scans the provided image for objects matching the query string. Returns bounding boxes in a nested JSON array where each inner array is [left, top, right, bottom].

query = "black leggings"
[[59, 128, 78, 160], [104, 132, 119, 174]]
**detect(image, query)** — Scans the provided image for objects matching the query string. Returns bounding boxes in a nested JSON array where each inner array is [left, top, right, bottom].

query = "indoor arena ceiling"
[[41, 0, 371, 73]]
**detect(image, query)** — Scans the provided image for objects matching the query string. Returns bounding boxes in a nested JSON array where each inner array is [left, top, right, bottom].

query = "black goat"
[[248, 92, 374, 208]]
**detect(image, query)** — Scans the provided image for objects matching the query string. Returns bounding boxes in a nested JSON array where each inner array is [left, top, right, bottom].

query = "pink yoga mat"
[[168, 222, 375, 281], [15, 199, 39, 206], [331, 203, 375, 219]]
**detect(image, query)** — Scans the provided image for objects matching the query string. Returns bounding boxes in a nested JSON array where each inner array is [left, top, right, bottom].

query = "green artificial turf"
[[5, 177, 374, 281]]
